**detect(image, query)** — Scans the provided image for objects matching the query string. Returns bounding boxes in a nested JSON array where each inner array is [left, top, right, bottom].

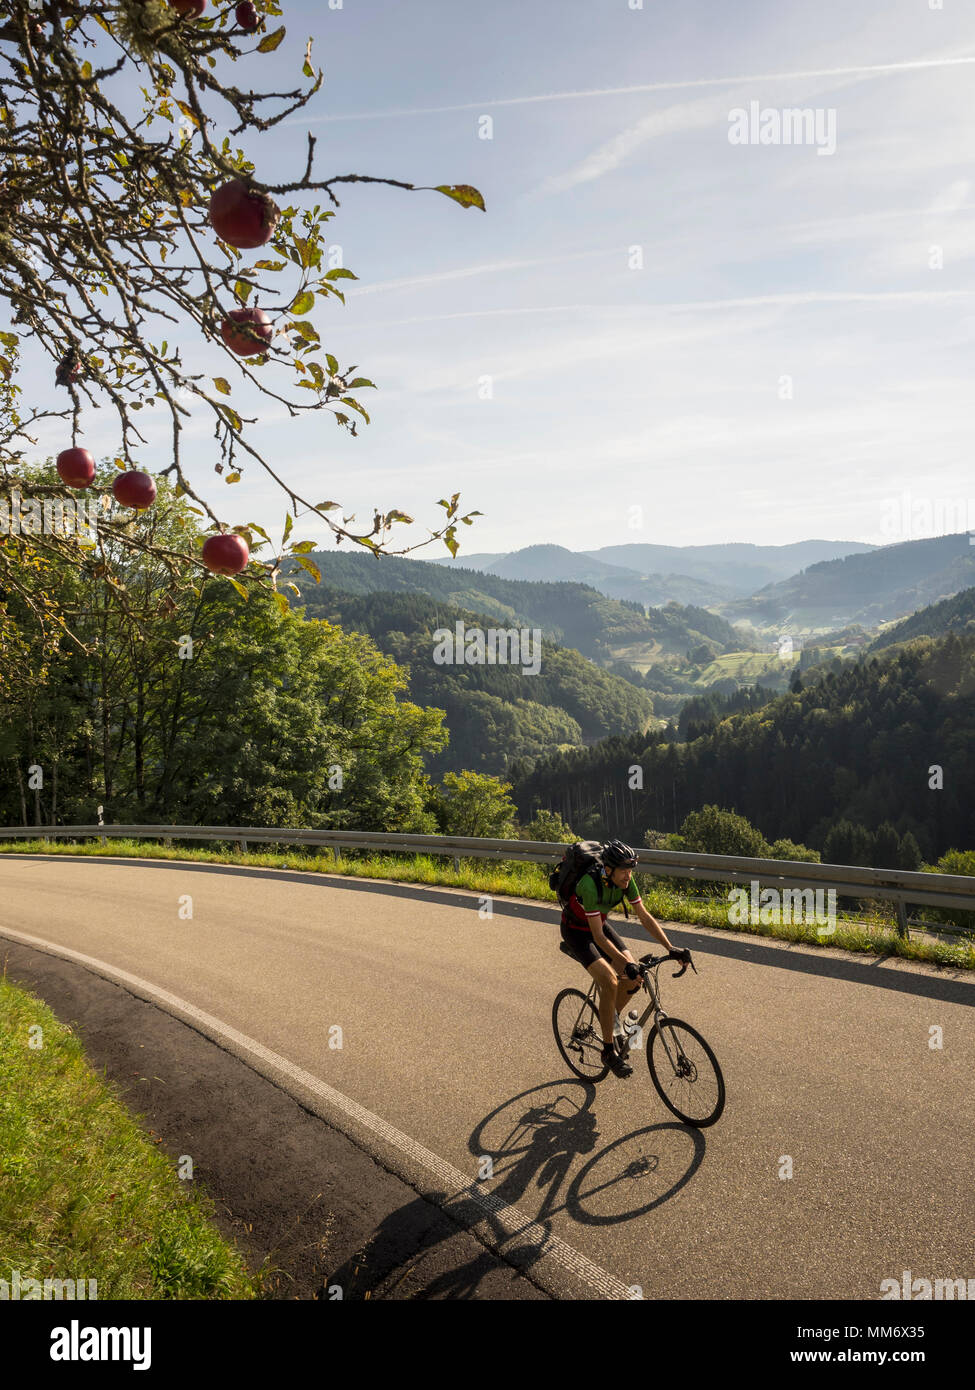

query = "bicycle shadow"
[[316, 1080, 705, 1298], [464, 1081, 706, 1227]]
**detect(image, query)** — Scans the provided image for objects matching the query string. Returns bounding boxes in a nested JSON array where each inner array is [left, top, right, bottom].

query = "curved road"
[[1, 854, 973, 1300]]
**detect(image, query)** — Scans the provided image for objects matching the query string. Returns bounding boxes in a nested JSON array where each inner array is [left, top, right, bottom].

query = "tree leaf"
[[434, 184, 486, 211], [290, 290, 315, 315], [258, 27, 286, 53], [282, 511, 293, 544], [291, 319, 319, 343], [296, 555, 322, 583], [226, 576, 249, 600], [175, 101, 200, 129], [213, 377, 232, 395]]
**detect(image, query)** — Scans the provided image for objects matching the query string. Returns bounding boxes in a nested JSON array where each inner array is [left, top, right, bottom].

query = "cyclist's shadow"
[[461, 1081, 706, 1232], [316, 1082, 704, 1299]]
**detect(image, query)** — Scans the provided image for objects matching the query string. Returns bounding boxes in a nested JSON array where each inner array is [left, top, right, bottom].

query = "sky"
[[11, 0, 975, 564]]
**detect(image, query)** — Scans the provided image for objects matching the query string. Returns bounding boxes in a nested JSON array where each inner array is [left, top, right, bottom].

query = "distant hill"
[[867, 584, 975, 652], [429, 542, 733, 607], [430, 538, 873, 609], [584, 539, 874, 594], [721, 533, 975, 631], [287, 586, 659, 776], [286, 549, 750, 667]]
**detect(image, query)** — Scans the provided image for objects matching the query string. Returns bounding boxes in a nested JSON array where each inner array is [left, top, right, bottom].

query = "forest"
[[511, 633, 975, 864]]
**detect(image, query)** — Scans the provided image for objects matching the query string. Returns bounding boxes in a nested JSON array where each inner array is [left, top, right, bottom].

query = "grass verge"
[[0, 971, 264, 1299], [2, 836, 973, 970]]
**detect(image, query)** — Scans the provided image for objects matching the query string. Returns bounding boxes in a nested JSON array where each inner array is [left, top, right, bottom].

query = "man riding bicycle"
[[560, 839, 690, 1078]]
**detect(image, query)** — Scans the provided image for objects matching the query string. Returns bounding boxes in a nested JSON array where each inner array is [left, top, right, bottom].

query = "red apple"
[[208, 179, 280, 250], [112, 471, 157, 510], [220, 307, 273, 357], [202, 533, 250, 575], [168, 0, 207, 17], [235, 1, 259, 31], [56, 447, 96, 489]]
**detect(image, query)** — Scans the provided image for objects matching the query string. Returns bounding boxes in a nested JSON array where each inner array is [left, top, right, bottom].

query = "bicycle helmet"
[[603, 839, 638, 869]]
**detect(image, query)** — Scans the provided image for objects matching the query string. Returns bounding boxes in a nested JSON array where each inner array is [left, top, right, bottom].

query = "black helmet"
[[603, 839, 638, 869]]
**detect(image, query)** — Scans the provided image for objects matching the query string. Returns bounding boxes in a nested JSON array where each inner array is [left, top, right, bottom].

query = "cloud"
[[297, 54, 975, 123], [359, 287, 975, 334], [347, 248, 611, 298]]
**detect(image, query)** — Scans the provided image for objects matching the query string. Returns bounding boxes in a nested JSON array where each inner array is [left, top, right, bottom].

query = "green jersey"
[[565, 870, 642, 931]]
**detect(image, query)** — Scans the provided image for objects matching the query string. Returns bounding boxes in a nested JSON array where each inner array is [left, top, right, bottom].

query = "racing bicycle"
[[552, 945, 726, 1127]]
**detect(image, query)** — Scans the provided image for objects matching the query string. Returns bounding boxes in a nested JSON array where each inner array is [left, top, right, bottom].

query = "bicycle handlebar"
[[637, 949, 698, 979]]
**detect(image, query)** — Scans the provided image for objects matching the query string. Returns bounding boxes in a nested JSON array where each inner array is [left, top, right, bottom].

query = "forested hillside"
[[287, 550, 747, 664], [513, 632, 975, 863], [293, 587, 658, 776], [722, 533, 975, 630], [868, 585, 975, 652]]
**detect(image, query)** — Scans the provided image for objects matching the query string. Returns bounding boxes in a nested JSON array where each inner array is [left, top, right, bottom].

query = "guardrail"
[[1, 823, 973, 940]]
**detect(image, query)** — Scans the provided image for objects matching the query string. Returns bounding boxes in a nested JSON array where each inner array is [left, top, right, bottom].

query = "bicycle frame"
[[576, 961, 671, 1057]]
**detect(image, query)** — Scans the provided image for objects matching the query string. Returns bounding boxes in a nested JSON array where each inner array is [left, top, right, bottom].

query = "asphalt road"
[[1, 854, 973, 1300]]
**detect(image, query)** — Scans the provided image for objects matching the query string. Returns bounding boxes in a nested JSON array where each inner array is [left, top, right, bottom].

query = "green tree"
[[767, 837, 820, 863], [898, 831, 922, 871], [872, 821, 901, 868], [519, 808, 576, 844], [0, 493, 448, 829], [434, 771, 516, 839], [672, 804, 771, 859]]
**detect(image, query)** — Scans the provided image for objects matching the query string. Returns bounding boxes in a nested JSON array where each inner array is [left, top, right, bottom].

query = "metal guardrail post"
[[896, 899, 909, 939], [453, 856, 461, 873]]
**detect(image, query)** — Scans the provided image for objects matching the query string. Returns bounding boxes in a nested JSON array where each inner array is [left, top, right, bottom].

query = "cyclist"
[[560, 839, 691, 1078]]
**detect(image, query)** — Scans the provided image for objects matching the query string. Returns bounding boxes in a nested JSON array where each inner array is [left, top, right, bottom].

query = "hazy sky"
[[14, 0, 975, 562]]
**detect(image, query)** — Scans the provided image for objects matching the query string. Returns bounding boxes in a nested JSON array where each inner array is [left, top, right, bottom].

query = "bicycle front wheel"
[[646, 1017, 725, 1127], [552, 988, 609, 1081]]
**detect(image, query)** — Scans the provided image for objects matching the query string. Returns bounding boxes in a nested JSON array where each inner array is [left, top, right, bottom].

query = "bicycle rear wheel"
[[646, 1017, 725, 1126], [552, 988, 609, 1081]]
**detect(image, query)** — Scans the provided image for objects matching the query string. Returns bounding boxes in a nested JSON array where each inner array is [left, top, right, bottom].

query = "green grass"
[[2, 836, 972, 970], [0, 972, 265, 1299]]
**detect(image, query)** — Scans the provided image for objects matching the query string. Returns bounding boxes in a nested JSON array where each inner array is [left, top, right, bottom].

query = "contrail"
[[357, 287, 975, 330], [298, 54, 975, 123]]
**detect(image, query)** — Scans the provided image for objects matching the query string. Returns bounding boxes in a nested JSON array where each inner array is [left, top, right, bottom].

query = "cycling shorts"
[[559, 916, 630, 972]]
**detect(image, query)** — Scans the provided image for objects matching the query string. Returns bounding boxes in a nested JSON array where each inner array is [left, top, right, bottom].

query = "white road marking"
[[0, 925, 636, 1300]]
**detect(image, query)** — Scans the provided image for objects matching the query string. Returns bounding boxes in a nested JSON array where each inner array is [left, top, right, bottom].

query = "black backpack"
[[549, 840, 606, 906]]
